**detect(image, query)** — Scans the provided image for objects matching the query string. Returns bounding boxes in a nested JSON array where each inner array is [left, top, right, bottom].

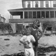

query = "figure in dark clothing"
[[31, 20, 42, 56], [31, 28, 42, 55]]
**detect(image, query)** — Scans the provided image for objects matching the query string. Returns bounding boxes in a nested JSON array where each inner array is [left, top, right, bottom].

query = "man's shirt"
[[20, 35, 35, 48]]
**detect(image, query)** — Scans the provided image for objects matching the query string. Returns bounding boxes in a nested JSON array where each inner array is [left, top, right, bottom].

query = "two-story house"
[[8, 0, 56, 33]]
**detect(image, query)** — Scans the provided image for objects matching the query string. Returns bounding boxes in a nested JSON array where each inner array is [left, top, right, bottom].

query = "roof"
[[9, 8, 56, 12], [22, 0, 56, 1]]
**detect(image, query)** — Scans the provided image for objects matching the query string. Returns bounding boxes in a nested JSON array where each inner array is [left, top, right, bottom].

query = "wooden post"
[[10, 14, 13, 19], [10, 23, 16, 33], [23, 11, 24, 19], [35, 41, 38, 56]]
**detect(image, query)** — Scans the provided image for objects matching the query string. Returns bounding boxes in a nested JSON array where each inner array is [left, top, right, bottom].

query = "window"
[[23, 2, 25, 8], [54, 4, 56, 7], [24, 12, 28, 18], [55, 11, 56, 18], [29, 11, 32, 18], [53, 1, 56, 7], [46, 1, 49, 8], [28, 1, 30, 8], [28, 4, 30, 8], [46, 11, 49, 18], [40, 1, 43, 8], [35, 1, 38, 8], [50, 11, 54, 18], [33, 11, 36, 18], [37, 11, 40, 18], [41, 11, 45, 18], [35, 4, 38, 8]]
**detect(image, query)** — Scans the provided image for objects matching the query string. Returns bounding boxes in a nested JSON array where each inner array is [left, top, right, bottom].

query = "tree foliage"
[[43, 21, 53, 30], [0, 23, 12, 33]]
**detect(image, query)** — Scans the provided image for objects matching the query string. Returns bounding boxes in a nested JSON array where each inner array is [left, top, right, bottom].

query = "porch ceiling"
[[10, 12, 23, 15]]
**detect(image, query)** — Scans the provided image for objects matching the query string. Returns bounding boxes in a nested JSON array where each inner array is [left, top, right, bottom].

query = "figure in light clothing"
[[20, 27, 35, 56]]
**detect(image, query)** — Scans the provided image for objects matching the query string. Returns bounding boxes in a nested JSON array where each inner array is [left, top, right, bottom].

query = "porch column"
[[0, 14, 1, 22], [10, 14, 13, 19], [23, 11, 24, 19], [10, 23, 16, 33]]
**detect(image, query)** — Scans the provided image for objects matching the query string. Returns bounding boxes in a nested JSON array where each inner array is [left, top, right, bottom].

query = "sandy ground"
[[38, 35, 56, 56], [0, 35, 24, 56], [0, 35, 56, 56], [38, 35, 56, 47]]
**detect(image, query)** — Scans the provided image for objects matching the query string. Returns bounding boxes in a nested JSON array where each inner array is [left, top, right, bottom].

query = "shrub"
[[43, 21, 53, 31]]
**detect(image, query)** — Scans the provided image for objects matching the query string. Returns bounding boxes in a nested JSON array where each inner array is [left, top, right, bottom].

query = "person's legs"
[[25, 49, 30, 56], [25, 48, 35, 56], [29, 48, 35, 56]]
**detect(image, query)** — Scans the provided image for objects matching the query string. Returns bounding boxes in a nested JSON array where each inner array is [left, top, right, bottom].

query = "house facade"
[[8, 0, 56, 33]]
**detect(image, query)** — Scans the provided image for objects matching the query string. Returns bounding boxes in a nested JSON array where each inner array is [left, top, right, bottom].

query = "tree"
[[43, 21, 53, 32]]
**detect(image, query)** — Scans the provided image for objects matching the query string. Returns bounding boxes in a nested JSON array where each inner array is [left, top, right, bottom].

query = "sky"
[[0, 0, 22, 22]]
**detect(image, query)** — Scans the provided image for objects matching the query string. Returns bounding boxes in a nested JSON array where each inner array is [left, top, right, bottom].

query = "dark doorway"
[[41, 11, 45, 18]]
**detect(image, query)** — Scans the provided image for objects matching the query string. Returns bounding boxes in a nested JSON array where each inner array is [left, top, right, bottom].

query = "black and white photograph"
[[0, 0, 56, 56]]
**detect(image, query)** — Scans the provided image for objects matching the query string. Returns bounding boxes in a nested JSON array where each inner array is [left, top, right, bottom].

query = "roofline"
[[22, 0, 56, 1], [8, 8, 56, 13]]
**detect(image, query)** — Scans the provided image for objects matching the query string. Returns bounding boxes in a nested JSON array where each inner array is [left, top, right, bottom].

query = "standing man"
[[20, 27, 36, 56], [31, 20, 42, 56]]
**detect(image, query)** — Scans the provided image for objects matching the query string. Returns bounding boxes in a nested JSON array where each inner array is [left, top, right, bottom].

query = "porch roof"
[[22, 0, 56, 1], [8, 8, 56, 15], [8, 8, 56, 12]]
